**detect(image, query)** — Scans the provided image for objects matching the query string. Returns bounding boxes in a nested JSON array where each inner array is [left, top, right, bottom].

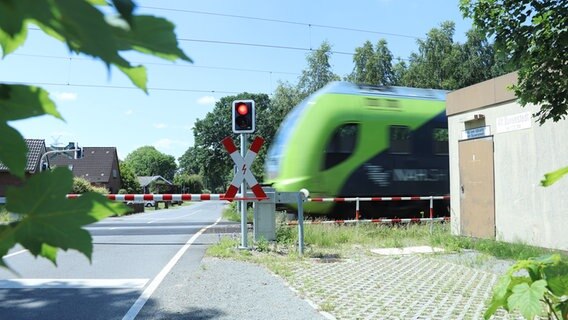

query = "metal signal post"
[[225, 99, 263, 248]]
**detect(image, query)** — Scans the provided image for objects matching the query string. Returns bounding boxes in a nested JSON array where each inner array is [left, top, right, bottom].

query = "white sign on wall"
[[496, 112, 532, 134], [462, 126, 491, 140]]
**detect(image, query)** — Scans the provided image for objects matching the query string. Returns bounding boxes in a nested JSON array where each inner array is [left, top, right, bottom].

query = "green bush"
[[72, 177, 108, 194], [91, 186, 109, 194], [186, 174, 204, 193], [72, 177, 93, 194], [485, 254, 568, 320], [276, 224, 296, 244], [0, 205, 9, 223]]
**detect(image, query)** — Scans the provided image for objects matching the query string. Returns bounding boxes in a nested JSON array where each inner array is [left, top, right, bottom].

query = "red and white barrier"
[[308, 196, 450, 202], [308, 195, 450, 220], [287, 216, 450, 225], [65, 193, 263, 201]]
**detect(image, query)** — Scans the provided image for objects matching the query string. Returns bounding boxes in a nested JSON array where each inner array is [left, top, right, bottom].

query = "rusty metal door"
[[459, 138, 495, 239]]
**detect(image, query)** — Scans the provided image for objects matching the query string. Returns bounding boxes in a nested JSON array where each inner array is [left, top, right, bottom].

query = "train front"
[[264, 90, 335, 215]]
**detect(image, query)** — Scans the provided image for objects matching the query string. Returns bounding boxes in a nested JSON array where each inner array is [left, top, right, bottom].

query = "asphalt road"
[[0, 201, 233, 320]]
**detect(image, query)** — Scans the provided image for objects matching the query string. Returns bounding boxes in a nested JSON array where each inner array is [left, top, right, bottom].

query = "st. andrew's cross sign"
[[221, 136, 267, 200]]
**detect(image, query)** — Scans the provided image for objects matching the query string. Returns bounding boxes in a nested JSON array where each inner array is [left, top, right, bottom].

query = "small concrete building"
[[446, 72, 568, 251]]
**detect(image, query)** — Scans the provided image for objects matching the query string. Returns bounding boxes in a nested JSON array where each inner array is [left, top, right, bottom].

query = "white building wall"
[[449, 102, 568, 251]]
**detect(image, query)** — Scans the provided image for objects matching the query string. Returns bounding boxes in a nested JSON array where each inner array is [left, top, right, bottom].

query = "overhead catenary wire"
[[139, 6, 423, 40], [8, 6, 418, 95]]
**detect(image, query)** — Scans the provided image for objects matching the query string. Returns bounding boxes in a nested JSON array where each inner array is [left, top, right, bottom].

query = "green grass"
[[208, 221, 566, 263], [221, 202, 253, 222]]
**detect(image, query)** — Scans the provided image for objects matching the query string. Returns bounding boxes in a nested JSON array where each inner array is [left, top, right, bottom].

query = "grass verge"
[[207, 221, 566, 265]]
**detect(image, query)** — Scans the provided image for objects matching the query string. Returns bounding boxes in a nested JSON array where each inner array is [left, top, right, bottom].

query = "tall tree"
[[119, 161, 141, 193], [177, 146, 200, 175], [457, 28, 510, 88], [348, 39, 395, 85], [402, 21, 462, 90], [0, 0, 190, 267], [460, 0, 568, 124], [124, 146, 177, 181], [297, 41, 341, 95], [347, 40, 375, 84], [391, 59, 408, 86], [189, 93, 271, 193]]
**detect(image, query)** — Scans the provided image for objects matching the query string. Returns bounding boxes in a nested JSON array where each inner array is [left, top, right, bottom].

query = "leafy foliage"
[[119, 161, 141, 193], [123, 146, 177, 181], [177, 146, 201, 176], [190, 93, 271, 192], [400, 21, 510, 90], [174, 173, 204, 194], [72, 177, 95, 194], [347, 39, 395, 85], [0, 85, 62, 178], [461, 0, 568, 124], [0, 0, 190, 268], [484, 254, 568, 320], [297, 41, 341, 95], [541, 166, 568, 187], [72, 177, 108, 194], [1, 168, 126, 267]]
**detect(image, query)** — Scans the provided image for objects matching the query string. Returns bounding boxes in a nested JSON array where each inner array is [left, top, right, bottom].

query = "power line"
[[11, 52, 301, 76], [177, 38, 356, 56], [139, 6, 423, 40], [4, 80, 242, 95]]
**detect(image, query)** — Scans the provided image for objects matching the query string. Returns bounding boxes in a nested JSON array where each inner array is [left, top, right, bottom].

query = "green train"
[[264, 81, 449, 218]]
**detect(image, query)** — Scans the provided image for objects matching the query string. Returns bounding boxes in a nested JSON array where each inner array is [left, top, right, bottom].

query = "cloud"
[[124, 109, 134, 116], [153, 123, 167, 129], [197, 96, 216, 105], [52, 91, 78, 102]]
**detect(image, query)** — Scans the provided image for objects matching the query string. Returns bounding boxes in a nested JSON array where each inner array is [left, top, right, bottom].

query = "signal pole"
[[240, 133, 248, 248], [231, 100, 256, 249]]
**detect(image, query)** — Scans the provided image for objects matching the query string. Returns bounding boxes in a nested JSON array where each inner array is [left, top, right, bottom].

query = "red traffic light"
[[232, 100, 256, 134], [236, 103, 249, 115]]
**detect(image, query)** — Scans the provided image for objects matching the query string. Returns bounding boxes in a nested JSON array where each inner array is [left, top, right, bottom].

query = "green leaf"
[[4, 168, 128, 264], [493, 274, 513, 300], [507, 280, 547, 319], [87, 0, 107, 5], [111, 0, 136, 26], [0, 84, 62, 121], [0, 23, 27, 56], [543, 260, 568, 297], [0, 123, 26, 178], [0, 224, 17, 268], [541, 166, 568, 187], [117, 64, 148, 93], [113, 15, 192, 62], [0, 0, 26, 38], [484, 299, 506, 320], [484, 274, 514, 319], [560, 301, 568, 320]]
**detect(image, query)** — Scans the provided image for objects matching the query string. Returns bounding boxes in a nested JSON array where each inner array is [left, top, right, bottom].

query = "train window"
[[433, 128, 449, 155], [324, 123, 359, 170], [389, 126, 411, 154]]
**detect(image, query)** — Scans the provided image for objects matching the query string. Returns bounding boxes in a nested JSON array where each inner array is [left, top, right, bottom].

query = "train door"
[[458, 138, 495, 239], [321, 123, 359, 194]]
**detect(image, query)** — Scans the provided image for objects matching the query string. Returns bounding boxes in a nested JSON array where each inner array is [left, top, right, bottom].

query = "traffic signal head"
[[232, 100, 255, 133]]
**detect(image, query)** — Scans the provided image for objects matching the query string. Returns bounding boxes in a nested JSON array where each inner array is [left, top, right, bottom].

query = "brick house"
[[0, 139, 48, 197], [49, 147, 122, 193]]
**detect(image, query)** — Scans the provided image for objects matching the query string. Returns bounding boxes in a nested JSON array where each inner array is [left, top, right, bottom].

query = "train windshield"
[[265, 99, 310, 178]]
